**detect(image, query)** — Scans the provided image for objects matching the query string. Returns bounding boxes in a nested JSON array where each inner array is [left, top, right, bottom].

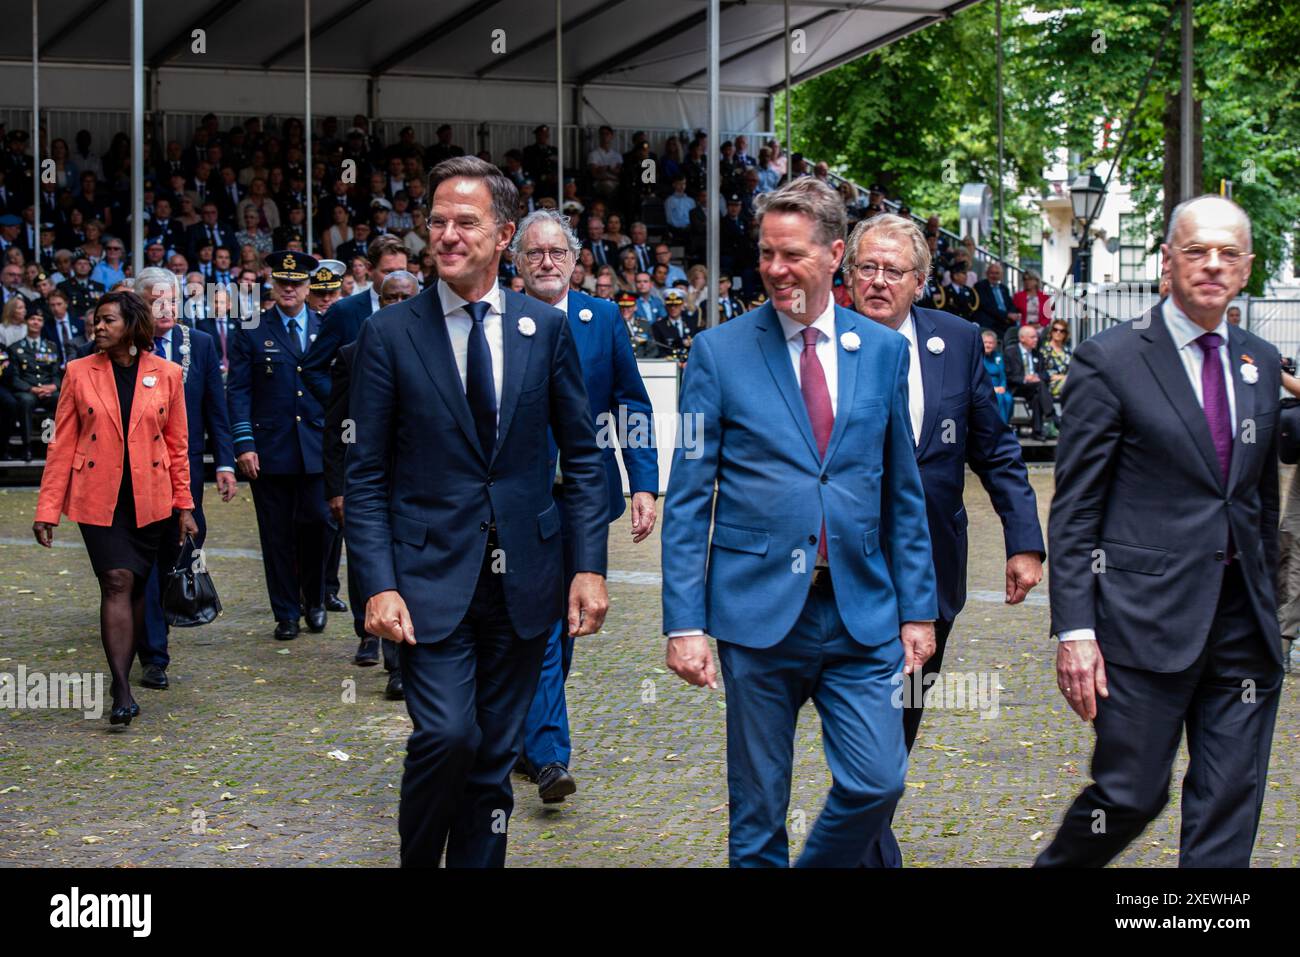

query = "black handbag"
[[163, 534, 222, 627]]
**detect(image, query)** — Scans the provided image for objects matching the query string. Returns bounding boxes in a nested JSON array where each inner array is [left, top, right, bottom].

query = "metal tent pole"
[[784, 0, 791, 151], [131, 0, 144, 273], [305, 0, 313, 254], [556, 0, 563, 209], [32, 0, 40, 225], [707, 0, 720, 327], [1179, 0, 1194, 200]]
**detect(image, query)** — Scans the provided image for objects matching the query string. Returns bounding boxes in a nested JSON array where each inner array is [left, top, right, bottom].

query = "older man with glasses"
[[842, 214, 1044, 866], [510, 208, 658, 805]]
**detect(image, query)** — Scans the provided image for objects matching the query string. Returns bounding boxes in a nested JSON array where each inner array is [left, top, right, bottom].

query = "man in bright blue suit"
[[661, 178, 938, 867], [132, 268, 237, 690], [512, 209, 659, 804], [346, 157, 611, 868], [843, 215, 1045, 867]]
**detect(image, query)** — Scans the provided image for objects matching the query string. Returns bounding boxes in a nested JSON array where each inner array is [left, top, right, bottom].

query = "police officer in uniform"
[[942, 260, 980, 322], [227, 251, 332, 640], [306, 258, 349, 614]]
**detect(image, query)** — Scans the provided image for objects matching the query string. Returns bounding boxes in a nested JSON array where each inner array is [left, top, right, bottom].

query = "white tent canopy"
[[1, 0, 979, 97]]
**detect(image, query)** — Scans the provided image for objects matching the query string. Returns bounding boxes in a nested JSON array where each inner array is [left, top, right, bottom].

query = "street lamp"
[[1068, 167, 1106, 234]]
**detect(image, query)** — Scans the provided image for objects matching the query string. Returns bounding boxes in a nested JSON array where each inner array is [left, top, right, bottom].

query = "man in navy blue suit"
[[512, 209, 659, 804], [843, 215, 1045, 867], [132, 268, 237, 689], [346, 156, 610, 868], [662, 179, 938, 867], [227, 251, 333, 641], [300, 235, 409, 406]]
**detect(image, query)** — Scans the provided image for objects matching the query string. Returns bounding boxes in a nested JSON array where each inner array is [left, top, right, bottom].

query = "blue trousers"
[[717, 584, 907, 867], [520, 490, 579, 771], [139, 458, 206, 670]]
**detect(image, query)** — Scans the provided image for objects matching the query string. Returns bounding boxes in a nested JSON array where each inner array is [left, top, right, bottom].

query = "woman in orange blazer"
[[33, 290, 197, 727]]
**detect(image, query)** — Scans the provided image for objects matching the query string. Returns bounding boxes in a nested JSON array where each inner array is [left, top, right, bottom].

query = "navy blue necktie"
[[464, 300, 497, 457], [154, 335, 166, 359], [286, 317, 301, 352]]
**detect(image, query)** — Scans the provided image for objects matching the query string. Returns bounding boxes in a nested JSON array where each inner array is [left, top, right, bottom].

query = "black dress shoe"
[[326, 593, 348, 612], [141, 664, 168, 689], [384, 672, 404, 700], [514, 757, 537, 782], [129, 701, 141, 718], [536, 762, 577, 804], [274, 618, 300, 641], [305, 607, 327, 633], [109, 699, 136, 726], [354, 636, 380, 666]]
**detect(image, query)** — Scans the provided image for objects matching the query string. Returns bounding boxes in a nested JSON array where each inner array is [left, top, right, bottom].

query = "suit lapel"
[[1138, 306, 1223, 489], [404, 286, 485, 463], [913, 309, 944, 451], [756, 304, 820, 463], [88, 354, 123, 440], [127, 353, 157, 439], [823, 308, 859, 466], [493, 290, 536, 464], [1225, 324, 1254, 494]]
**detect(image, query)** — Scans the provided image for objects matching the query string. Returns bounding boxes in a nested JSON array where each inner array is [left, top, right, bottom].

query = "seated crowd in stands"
[[0, 114, 1059, 459]]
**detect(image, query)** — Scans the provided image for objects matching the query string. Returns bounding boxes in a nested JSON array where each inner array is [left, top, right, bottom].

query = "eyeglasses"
[[850, 262, 915, 284], [523, 248, 570, 265], [1177, 244, 1246, 266]]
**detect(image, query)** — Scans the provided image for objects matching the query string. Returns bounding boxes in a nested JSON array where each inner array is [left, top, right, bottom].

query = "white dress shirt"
[[776, 296, 839, 414], [369, 286, 381, 316], [896, 312, 924, 446], [438, 279, 505, 424], [1057, 297, 1236, 643]]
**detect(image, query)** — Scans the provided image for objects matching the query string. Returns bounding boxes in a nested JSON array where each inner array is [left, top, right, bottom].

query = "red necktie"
[[800, 326, 834, 561]]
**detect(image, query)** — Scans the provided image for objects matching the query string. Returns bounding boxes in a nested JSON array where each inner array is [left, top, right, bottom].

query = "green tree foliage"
[[782, 0, 1300, 292]]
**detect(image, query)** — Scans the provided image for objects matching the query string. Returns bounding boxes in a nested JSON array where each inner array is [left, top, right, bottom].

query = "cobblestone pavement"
[[0, 468, 1295, 867]]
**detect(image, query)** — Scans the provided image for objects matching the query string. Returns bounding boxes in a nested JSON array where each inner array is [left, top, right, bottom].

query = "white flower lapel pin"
[[518, 316, 536, 337], [1240, 355, 1258, 384], [927, 336, 945, 355], [578, 308, 593, 323], [840, 331, 861, 352], [142, 375, 157, 388]]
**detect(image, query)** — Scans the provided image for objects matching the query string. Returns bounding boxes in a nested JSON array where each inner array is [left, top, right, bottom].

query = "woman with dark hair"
[[33, 291, 196, 727]]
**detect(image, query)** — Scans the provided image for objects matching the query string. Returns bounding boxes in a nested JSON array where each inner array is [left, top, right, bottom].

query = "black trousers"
[[248, 472, 329, 622], [1013, 380, 1055, 435], [397, 546, 548, 868], [860, 617, 956, 867], [1036, 564, 1282, 868], [326, 522, 343, 597], [13, 390, 57, 448]]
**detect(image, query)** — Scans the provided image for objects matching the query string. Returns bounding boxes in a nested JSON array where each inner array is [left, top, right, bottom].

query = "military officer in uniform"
[[306, 259, 346, 316], [716, 274, 745, 323], [942, 260, 980, 322], [58, 252, 105, 319], [227, 251, 332, 640], [7, 309, 61, 461], [618, 291, 659, 358]]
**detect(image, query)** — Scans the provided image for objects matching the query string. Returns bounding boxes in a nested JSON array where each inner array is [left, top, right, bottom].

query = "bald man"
[[1039, 195, 1282, 868]]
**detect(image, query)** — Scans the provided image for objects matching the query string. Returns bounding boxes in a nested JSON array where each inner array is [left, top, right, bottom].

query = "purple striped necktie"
[[800, 326, 834, 562], [1195, 332, 1232, 483]]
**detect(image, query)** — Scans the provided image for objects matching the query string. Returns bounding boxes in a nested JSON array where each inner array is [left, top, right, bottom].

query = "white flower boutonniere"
[[840, 331, 861, 352], [518, 316, 536, 337], [926, 336, 945, 355], [578, 308, 593, 323], [1241, 363, 1259, 384]]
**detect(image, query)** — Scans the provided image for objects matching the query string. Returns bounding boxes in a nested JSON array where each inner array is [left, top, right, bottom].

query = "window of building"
[[1119, 213, 1150, 282]]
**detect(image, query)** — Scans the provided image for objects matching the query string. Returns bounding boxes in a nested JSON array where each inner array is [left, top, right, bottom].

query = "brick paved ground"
[[0, 468, 1295, 867]]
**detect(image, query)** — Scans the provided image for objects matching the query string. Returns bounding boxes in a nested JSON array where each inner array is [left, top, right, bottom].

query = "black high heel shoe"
[[109, 700, 139, 726]]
